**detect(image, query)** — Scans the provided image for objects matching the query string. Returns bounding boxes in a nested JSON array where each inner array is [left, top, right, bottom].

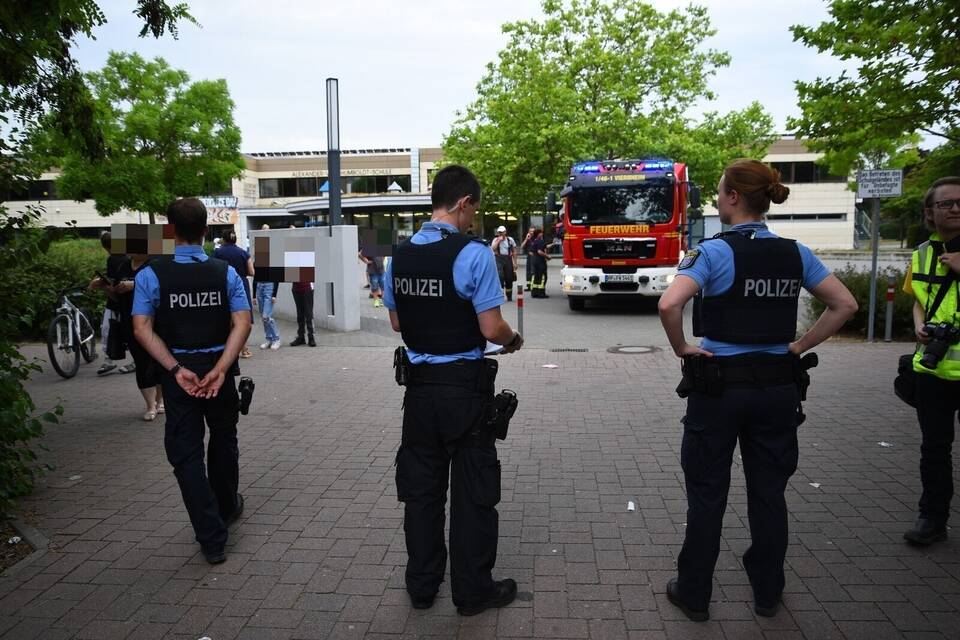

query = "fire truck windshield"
[[568, 183, 673, 226]]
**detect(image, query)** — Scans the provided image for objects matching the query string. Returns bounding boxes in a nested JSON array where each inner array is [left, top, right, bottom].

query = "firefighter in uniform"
[[657, 159, 857, 621], [133, 198, 252, 565], [383, 165, 524, 615], [903, 176, 960, 546]]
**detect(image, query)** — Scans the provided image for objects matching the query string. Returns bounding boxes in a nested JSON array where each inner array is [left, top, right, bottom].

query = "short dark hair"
[[167, 198, 207, 243], [99, 231, 111, 251], [222, 228, 237, 244], [431, 165, 481, 210], [924, 176, 960, 208]]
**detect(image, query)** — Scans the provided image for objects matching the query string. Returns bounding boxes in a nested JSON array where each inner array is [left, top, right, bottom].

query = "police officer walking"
[[133, 198, 252, 565], [903, 176, 960, 546], [383, 165, 523, 615], [657, 159, 857, 621]]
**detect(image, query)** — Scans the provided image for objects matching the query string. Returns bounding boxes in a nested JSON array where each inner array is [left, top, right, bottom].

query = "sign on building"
[[857, 169, 903, 199]]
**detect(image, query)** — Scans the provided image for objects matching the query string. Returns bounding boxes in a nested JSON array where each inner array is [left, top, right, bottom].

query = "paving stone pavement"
[[2, 334, 959, 639]]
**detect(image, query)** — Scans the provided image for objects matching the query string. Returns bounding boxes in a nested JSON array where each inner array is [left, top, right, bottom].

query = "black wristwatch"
[[507, 332, 521, 348], [169, 363, 182, 376]]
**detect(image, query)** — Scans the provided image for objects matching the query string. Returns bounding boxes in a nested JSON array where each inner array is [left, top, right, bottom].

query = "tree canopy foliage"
[[30, 52, 245, 223], [789, 0, 959, 176], [443, 0, 775, 217]]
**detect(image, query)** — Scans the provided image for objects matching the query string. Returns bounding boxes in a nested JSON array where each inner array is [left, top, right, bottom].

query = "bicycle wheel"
[[77, 309, 97, 363], [47, 313, 79, 379]]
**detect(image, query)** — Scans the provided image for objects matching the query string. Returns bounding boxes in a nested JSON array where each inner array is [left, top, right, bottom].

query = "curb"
[[3, 519, 50, 577]]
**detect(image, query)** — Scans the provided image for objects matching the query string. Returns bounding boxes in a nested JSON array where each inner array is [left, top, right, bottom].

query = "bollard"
[[884, 275, 895, 342], [516, 284, 524, 338]]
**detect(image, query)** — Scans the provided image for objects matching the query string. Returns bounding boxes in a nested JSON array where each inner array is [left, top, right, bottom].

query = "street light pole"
[[326, 78, 342, 226]]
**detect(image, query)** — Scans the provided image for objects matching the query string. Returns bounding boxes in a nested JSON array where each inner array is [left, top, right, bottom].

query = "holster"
[[487, 389, 518, 440], [394, 346, 410, 386], [676, 354, 724, 398]]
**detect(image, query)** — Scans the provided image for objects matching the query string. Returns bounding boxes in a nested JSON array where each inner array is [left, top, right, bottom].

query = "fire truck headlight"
[[563, 274, 576, 285], [665, 273, 676, 284]]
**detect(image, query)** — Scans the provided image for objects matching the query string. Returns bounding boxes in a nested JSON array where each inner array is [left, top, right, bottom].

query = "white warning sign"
[[857, 169, 903, 199]]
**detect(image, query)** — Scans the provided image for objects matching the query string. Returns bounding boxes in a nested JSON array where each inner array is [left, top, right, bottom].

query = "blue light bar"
[[572, 162, 601, 173]]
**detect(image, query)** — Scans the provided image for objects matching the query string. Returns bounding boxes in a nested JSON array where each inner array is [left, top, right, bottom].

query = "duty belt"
[[678, 352, 818, 396], [402, 355, 497, 393]]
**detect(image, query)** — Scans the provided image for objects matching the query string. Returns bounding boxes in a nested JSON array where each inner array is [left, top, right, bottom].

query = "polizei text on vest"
[[169, 291, 224, 308], [394, 277, 444, 297], [743, 278, 802, 298]]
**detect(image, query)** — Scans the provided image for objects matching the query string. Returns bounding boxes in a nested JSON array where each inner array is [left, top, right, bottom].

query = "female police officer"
[[658, 159, 857, 621]]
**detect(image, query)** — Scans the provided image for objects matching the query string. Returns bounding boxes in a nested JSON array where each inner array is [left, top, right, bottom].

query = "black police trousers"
[[160, 352, 241, 551], [396, 383, 500, 607], [292, 289, 315, 338], [678, 383, 800, 610], [915, 373, 960, 525]]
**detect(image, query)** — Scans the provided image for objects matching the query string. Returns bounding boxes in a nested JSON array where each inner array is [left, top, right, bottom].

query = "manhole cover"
[[606, 345, 662, 355], [549, 348, 588, 353]]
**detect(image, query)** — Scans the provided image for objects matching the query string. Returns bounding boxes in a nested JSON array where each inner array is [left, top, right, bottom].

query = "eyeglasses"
[[934, 199, 960, 210]]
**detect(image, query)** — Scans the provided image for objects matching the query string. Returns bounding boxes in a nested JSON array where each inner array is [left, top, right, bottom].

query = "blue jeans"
[[255, 283, 279, 342]]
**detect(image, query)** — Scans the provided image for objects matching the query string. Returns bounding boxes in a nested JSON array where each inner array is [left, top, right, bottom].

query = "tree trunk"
[[148, 211, 156, 224]]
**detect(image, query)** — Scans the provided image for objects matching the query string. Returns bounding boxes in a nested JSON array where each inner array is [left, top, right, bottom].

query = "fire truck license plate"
[[605, 274, 634, 282]]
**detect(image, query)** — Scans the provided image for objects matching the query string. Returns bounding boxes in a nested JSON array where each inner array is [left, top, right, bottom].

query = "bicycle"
[[46, 286, 98, 379]]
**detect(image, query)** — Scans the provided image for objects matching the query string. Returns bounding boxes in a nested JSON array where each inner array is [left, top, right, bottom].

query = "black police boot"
[[202, 545, 226, 565], [666, 578, 709, 622], [290, 336, 306, 347], [904, 518, 947, 545], [754, 600, 781, 617], [409, 593, 435, 610], [457, 579, 517, 616], [307, 335, 316, 347], [226, 493, 244, 526]]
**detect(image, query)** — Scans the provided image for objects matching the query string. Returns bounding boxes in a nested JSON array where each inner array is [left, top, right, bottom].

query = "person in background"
[[252, 224, 280, 350], [520, 226, 537, 292], [113, 252, 163, 420], [290, 279, 316, 347], [529, 228, 550, 299], [491, 225, 517, 301], [360, 247, 386, 308], [214, 229, 255, 359], [90, 231, 135, 375]]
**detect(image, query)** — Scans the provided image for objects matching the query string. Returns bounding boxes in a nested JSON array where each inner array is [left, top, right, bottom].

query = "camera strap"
[[922, 246, 959, 324]]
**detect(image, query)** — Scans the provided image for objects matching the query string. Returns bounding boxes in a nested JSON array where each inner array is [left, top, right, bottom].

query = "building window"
[[259, 179, 280, 198], [297, 177, 318, 197], [770, 161, 846, 184]]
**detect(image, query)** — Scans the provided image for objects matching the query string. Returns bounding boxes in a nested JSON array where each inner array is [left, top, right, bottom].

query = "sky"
[[72, 0, 843, 153]]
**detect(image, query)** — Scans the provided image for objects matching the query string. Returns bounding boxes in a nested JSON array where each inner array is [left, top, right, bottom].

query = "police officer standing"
[[657, 159, 857, 621], [133, 198, 252, 565], [903, 176, 960, 546], [383, 165, 523, 615]]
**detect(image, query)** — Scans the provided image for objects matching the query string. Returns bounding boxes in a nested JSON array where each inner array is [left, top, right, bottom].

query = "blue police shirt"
[[132, 245, 251, 353], [383, 222, 504, 364], [679, 222, 830, 356]]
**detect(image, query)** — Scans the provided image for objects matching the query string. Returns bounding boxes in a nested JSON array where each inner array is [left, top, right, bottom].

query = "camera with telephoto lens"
[[238, 377, 255, 415], [919, 323, 960, 369]]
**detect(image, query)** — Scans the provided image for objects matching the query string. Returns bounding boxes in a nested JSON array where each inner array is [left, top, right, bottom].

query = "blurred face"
[[716, 176, 735, 224], [930, 184, 960, 240]]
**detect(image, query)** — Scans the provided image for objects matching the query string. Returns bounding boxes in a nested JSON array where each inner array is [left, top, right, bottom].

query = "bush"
[[807, 265, 914, 339], [879, 221, 901, 240], [906, 223, 928, 249], [1, 238, 109, 341]]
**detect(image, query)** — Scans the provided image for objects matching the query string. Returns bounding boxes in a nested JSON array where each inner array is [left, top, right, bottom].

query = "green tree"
[[0, 1, 194, 521], [789, 0, 959, 172], [443, 0, 775, 217], [31, 52, 244, 224]]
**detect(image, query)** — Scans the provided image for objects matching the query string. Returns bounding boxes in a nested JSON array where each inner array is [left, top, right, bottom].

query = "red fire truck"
[[550, 158, 701, 310]]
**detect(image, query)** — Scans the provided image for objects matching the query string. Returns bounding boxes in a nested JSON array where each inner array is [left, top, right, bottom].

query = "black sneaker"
[[290, 336, 306, 347], [226, 494, 244, 525], [904, 518, 947, 546], [410, 593, 435, 610], [666, 578, 709, 622], [456, 579, 517, 616], [202, 546, 226, 565], [307, 335, 316, 347]]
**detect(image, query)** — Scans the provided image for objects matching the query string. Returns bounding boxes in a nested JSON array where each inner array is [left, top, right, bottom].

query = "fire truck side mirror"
[[688, 184, 702, 218], [545, 191, 561, 212]]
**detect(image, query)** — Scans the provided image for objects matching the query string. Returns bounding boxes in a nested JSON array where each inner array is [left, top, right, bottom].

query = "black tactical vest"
[[152, 256, 232, 350], [693, 231, 803, 344], [392, 233, 486, 355]]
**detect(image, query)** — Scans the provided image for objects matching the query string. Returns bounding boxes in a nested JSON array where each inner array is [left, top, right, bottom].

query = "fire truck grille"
[[583, 239, 657, 259]]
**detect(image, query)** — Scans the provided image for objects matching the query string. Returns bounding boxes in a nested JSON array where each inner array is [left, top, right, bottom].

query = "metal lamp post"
[[326, 78, 342, 226]]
